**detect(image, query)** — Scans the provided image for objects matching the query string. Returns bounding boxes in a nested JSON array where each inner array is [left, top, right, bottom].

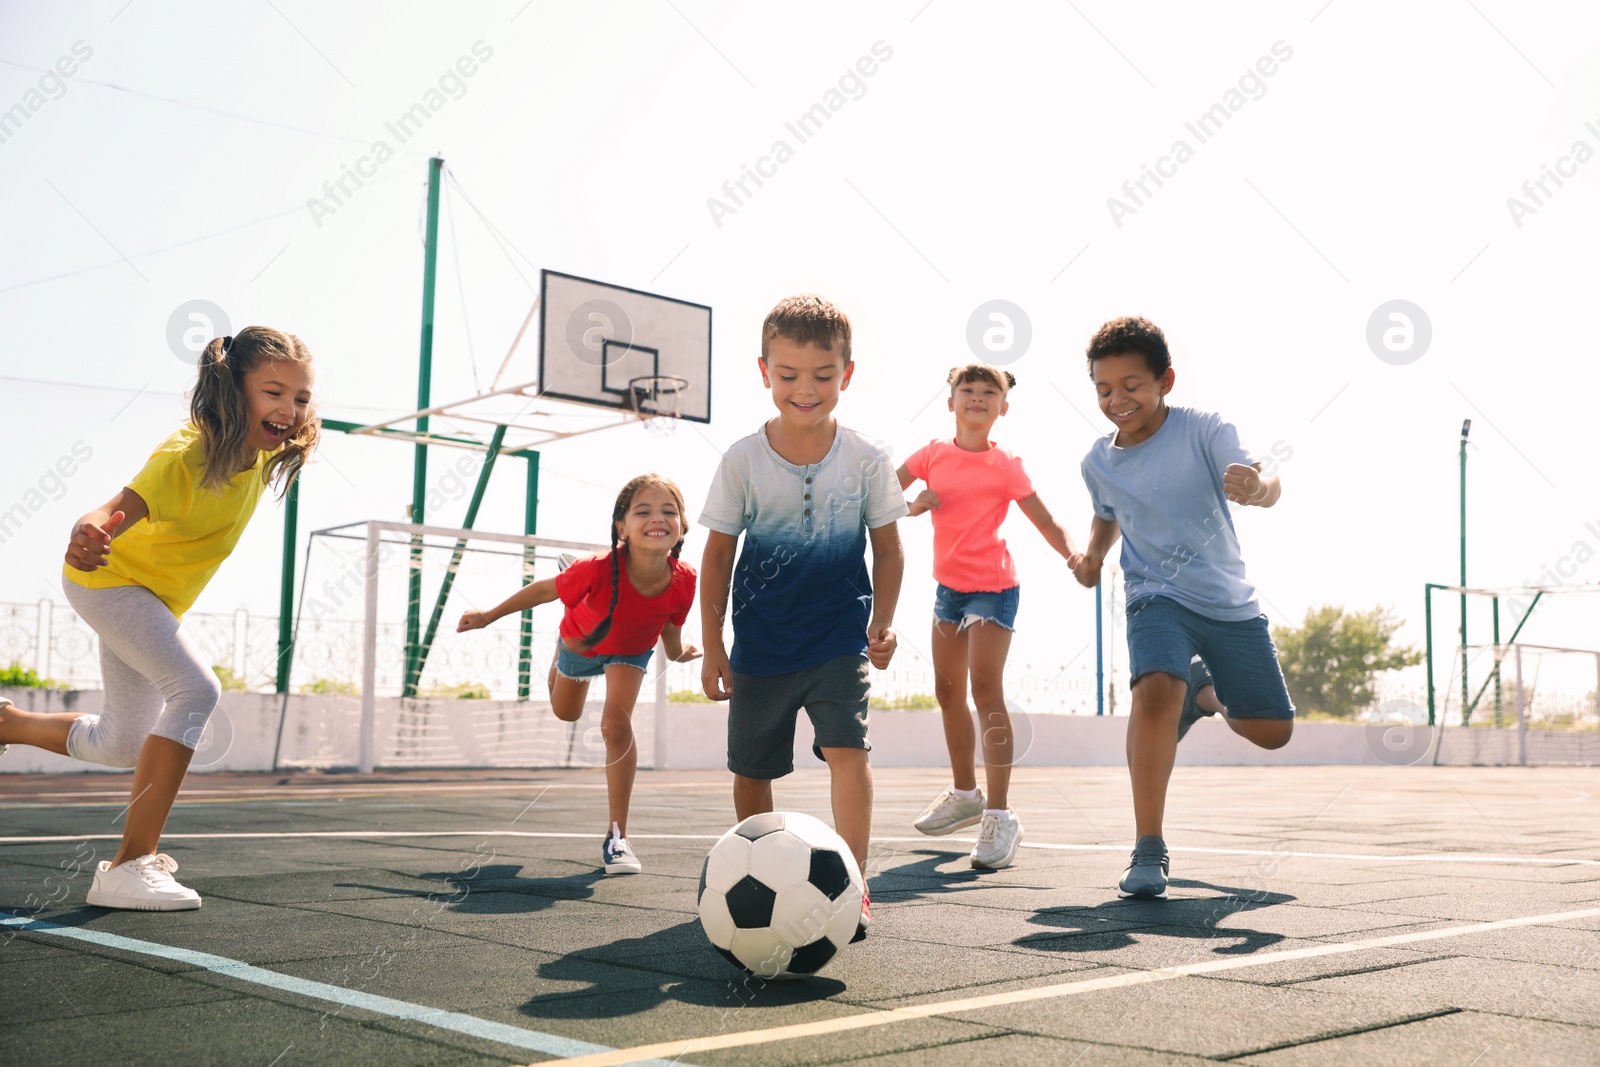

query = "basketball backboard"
[[538, 270, 712, 424]]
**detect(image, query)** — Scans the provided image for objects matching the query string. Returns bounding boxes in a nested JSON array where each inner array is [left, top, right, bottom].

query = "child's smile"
[[761, 336, 853, 430]]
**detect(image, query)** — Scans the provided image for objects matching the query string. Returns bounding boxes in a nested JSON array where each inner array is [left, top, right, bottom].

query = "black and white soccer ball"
[[697, 811, 864, 979]]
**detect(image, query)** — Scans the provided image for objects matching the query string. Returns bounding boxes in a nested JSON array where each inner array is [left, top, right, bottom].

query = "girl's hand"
[[457, 610, 491, 633], [906, 490, 940, 517], [672, 644, 704, 664], [64, 511, 124, 572]]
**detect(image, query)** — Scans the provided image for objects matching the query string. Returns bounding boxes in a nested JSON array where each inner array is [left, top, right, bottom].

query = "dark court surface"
[[3, 765, 1597, 1066]]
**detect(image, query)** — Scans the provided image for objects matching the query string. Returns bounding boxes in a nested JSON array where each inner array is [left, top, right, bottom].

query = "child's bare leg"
[[599, 665, 644, 835], [0, 701, 79, 756], [929, 621, 976, 791], [550, 675, 589, 722], [112, 735, 193, 867], [733, 774, 774, 820], [820, 746, 873, 872], [1223, 713, 1292, 749], [966, 622, 1014, 809], [1127, 671, 1186, 839]]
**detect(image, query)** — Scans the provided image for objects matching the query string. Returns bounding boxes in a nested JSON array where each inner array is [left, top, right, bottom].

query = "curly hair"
[[760, 293, 852, 364], [574, 474, 689, 651], [1085, 316, 1171, 378], [190, 326, 319, 497]]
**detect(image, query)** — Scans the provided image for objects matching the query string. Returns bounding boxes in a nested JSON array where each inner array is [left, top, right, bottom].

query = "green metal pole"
[[1425, 583, 1436, 725], [405, 156, 444, 699], [518, 452, 540, 700], [407, 426, 507, 694], [1459, 421, 1470, 727], [1491, 596, 1502, 726], [276, 478, 299, 694]]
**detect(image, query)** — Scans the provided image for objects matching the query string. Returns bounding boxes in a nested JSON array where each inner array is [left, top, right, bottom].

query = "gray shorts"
[[727, 654, 871, 779]]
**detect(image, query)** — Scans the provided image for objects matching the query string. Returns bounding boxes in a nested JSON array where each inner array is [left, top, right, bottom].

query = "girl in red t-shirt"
[[896, 364, 1082, 870], [459, 474, 699, 874]]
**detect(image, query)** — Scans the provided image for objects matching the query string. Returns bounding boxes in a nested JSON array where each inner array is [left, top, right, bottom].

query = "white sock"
[[952, 785, 980, 800], [611, 821, 624, 840], [983, 808, 1010, 817]]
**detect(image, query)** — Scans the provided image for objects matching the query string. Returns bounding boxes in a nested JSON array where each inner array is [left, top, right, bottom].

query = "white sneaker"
[[970, 810, 1023, 869], [87, 853, 202, 911], [912, 787, 986, 836]]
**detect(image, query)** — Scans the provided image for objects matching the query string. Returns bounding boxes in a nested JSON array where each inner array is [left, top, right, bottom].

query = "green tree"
[[1271, 606, 1422, 719]]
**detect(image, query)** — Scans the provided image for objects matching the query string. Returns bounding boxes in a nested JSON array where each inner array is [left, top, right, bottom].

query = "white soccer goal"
[[275, 520, 676, 773], [1434, 641, 1600, 767]]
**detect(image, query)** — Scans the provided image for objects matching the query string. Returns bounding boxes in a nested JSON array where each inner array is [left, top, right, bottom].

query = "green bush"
[[299, 678, 358, 696], [869, 693, 939, 711], [419, 682, 491, 700], [668, 689, 706, 703], [212, 665, 249, 692], [0, 663, 65, 689]]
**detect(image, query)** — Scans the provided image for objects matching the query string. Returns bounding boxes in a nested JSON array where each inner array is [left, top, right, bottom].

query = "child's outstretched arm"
[[457, 577, 559, 632], [700, 531, 738, 701], [1224, 463, 1281, 508], [896, 462, 938, 517], [659, 622, 703, 664], [1073, 515, 1121, 588], [65, 488, 150, 571], [1016, 493, 1083, 569], [866, 522, 904, 669]]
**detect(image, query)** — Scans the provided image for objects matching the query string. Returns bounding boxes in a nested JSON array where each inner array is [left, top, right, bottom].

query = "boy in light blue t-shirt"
[[1074, 316, 1294, 901], [700, 294, 907, 942]]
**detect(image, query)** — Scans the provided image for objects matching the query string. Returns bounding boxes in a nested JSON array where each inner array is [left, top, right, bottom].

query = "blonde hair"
[[190, 326, 319, 496]]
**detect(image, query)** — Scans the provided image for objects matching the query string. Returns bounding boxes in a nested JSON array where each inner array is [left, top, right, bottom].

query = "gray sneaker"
[[912, 787, 986, 836], [970, 810, 1022, 869], [602, 826, 641, 875], [1118, 834, 1169, 899], [1177, 659, 1217, 742]]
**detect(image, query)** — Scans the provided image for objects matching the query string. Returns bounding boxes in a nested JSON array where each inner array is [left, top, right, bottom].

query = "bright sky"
[[2, 1, 1597, 704]]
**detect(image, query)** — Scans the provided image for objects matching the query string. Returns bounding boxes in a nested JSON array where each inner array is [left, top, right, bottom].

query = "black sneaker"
[[1117, 834, 1169, 899]]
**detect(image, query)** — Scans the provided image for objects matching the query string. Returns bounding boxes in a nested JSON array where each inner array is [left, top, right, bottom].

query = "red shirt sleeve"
[[555, 555, 602, 609], [670, 561, 698, 627]]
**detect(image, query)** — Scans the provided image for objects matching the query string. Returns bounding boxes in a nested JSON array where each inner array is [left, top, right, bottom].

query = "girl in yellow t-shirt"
[[0, 327, 318, 910]]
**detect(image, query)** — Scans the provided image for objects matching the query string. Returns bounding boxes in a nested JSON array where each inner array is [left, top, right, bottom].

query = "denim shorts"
[[1126, 596, 1293, 719], [555, 642, 653, 680], [727, 654, 871, 779], [932, 584, 1020, 631]]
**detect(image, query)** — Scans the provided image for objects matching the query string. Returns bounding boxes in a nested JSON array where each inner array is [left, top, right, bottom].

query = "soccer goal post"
[[276, 520, 678, 773]]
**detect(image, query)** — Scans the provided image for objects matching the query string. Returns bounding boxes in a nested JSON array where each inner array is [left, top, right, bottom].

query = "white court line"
[[0, 830, 1594, 867], [0, 911, 682, 1063], [532, 905, 1600, 1067]]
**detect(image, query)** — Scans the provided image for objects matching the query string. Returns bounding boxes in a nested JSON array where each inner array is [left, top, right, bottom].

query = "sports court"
[[5, 763, 1597, 1065]]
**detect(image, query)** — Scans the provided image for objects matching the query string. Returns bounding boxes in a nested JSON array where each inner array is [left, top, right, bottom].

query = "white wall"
[[3, 689, 1590, 773]]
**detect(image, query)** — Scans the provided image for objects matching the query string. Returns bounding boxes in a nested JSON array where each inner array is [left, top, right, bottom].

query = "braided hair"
[[574, 473, 689, 651]]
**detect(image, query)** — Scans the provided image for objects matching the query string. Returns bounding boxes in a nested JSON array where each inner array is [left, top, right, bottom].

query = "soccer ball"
[[697, 811, 864, 979]]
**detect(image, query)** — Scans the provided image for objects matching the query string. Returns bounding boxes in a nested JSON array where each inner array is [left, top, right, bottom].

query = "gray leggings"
[[60, 579, 221, 768]]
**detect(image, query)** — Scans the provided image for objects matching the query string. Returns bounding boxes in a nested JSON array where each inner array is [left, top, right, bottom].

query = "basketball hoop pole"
[[406, 156, 445, 699]]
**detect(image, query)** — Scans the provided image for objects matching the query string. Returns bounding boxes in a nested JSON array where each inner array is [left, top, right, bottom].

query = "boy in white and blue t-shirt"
[[1073, 316, 1294, 900], [700, 294, 907, 941]]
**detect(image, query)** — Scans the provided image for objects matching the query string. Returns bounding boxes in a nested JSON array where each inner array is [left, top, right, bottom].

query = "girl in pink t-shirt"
[[896, 363, 1082, 869], [458, 474, 700, 875]]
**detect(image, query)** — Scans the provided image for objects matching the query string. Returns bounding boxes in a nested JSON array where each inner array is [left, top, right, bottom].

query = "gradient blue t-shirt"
[[700, 423, 907, 675], [1080, 405, 1261, 622]]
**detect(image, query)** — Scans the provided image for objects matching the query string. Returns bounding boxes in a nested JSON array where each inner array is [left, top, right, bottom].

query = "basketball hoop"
[[628, 375, 689, 434]]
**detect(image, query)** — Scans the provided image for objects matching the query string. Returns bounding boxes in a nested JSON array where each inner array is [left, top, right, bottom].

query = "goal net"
[[275, 520, 673, 772], [1434, 642, 1600, 766]]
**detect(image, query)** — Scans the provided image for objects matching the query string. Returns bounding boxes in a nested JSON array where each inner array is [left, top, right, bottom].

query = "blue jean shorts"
[[555, 642, 653, 680], [932, 584, 1020, 631], [1126, 596, 1293, 719]]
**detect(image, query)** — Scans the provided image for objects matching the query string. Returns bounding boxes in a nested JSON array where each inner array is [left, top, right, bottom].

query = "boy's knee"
[[1256, 720, 1293, 749]]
